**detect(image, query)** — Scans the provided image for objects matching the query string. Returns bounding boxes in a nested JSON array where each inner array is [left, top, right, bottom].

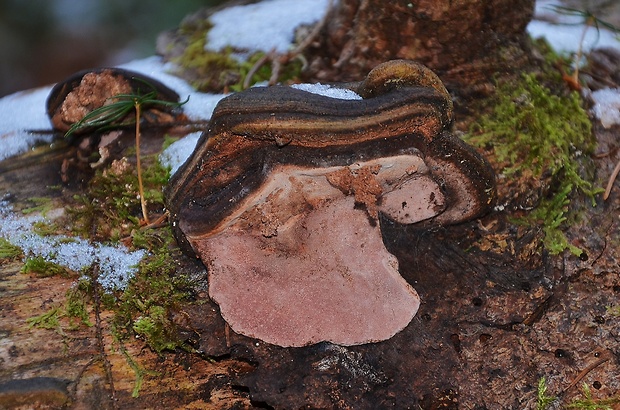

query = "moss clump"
[[536, 377, 556, 410], [21, 197, 54, 216], [112, 227, 192, 353], [567, 383, 620, 409], [171, 17, 302, 92], [65, 281, 94, 328], [536, 377, 620, 410], [27, 307, 62, 332], [0, 238, 22, 259], [69, 156, 170, 242], [21, 256, 70, 277], [466, 73, 598, 255]]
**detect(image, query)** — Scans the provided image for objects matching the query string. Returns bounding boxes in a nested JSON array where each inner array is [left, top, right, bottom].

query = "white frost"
[[0, 200, 146, 292], [527, 20, 620, 55]]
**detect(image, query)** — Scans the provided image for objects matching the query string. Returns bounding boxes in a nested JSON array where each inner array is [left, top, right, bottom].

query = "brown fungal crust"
[[165, 60, 496, 347]]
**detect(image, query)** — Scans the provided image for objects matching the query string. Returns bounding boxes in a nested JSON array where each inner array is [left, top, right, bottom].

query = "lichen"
[[465, 71, 600, 256]]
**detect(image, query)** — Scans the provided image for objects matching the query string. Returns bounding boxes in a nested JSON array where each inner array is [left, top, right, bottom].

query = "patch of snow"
[[292, 83, 362, 100], [0, 87, 55, 161], [533, 0, 585, 25], [159, 131, 202, 175], [206, 0, 330, 57], [0, 199, 146, 292], [591, 88, 620, 128], [527, 20, 620, 55]]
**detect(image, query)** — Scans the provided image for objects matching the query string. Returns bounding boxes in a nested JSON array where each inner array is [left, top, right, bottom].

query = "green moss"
[[0, 238, 22, 259], [567, 383, 620, 409], [465, 72, 600, 255], [27, 307, 65, 337], [536, 377, 620, 409], [132, 306, 179, 353], [536, 377, 556, 410], [69, 155, 170, 241], [32, 221, 59, 236], [21, 197, 54, 216], [112, 226, 192, 353], [117, 339, 160, 398], [65, 282, 93, 328], [172, 18, 302, 92], [21, 256, 70, 277]]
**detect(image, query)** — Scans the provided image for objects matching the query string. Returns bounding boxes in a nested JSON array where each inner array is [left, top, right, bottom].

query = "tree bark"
[[306, 0, 535, 94]]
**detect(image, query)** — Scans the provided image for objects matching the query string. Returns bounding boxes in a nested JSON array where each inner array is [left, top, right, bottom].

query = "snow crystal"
[[591, 88, 620, 128], [292, 83, 362, 100], [0, 200, 146, 292], [206, 0, 330, 57]]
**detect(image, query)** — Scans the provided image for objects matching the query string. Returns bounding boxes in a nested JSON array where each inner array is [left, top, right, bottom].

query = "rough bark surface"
[[306, 0, 535, 93]]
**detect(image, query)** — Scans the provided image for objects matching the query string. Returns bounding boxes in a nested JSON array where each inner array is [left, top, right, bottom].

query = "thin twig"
[[139, 211, 169, 230], [562, 349, 612, 395], [243, 51, 273, 89], [290, 0, 333, 56], [603, 158, 620, 200], [134, 101, 149, 224], [242, 0, 333, 88]]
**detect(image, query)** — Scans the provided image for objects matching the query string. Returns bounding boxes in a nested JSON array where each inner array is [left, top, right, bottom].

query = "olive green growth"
[[69, 156, 170, 241], [567, 383, 620, 409], [112, 226, 192, 353], [27, 307, 62, 331], [466, 73, 598, 255], [536, 377, 620, 409], [65, 282, 94, 328], [606, 305, 620, 316], [172, 18, 302, 92], [67, 139, 190, 354], [536, 377, 556, 410], [0, 238, 22, 259], [21, 256, 69, 278], [118, 340, 160, 398], [21, 197, 54, 216]]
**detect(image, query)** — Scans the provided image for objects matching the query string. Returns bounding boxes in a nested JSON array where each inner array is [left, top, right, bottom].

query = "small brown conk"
[[165, 60, 496, 347]]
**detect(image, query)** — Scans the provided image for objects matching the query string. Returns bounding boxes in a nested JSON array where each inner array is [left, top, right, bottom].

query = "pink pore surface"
[[191, 155, 442, 347]]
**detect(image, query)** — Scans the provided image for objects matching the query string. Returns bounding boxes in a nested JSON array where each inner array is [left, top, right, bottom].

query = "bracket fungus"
[[46, 68, 182, 135], [165, 60, 496, 347]]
